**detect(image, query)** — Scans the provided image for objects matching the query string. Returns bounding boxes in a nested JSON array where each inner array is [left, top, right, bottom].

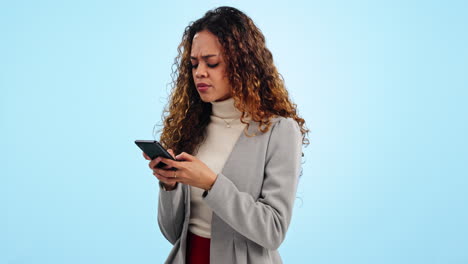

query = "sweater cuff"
[[159, 181, 179, 192], [158, 182, 183, 212]]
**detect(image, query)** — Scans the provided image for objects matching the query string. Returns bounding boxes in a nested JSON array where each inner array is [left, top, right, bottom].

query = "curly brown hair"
[[158, 6, 309, 155]]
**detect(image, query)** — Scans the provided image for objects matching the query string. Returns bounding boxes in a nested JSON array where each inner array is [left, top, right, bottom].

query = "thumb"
[[167, 149, 176, 159], [175, 152, 195, 161]]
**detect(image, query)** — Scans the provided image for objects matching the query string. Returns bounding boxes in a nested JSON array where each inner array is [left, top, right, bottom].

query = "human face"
[[190, 30, 232, 102]]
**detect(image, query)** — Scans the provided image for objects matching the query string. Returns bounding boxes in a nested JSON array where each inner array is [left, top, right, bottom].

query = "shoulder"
[[263, 117, 302, 150], [245, 116, 301, 142], [269, 116, 301, 136], [264, 117, 303, 166]]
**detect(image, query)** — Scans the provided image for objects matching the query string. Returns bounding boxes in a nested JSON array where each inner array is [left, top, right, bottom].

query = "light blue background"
[[2, 0, 467, 263]]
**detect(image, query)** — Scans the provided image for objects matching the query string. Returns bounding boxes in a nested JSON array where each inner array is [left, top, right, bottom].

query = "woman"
[[143, 6, 309, 264]]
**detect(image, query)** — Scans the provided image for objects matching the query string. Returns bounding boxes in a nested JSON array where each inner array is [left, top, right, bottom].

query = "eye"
[[190, 63, 219, 69]]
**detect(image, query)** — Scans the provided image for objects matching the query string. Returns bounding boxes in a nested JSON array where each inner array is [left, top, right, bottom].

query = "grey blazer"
[[157, 117, 303, 263]]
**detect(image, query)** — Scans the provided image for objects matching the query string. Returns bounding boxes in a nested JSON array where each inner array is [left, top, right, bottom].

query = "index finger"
[[160, 157, 181, 169], [149, 156, 163, 169]]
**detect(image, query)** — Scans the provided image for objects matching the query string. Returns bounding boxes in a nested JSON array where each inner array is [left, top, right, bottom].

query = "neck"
[[211, 97, 242, 119]]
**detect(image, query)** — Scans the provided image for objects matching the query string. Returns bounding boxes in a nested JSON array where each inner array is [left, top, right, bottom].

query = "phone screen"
[[135, 140, 176, 169]]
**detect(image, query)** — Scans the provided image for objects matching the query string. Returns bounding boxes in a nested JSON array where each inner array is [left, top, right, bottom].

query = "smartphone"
[[135, 140, 176, 169]]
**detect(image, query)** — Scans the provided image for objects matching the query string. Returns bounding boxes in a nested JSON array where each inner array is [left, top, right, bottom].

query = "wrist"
[[205, 173, 218, 191]]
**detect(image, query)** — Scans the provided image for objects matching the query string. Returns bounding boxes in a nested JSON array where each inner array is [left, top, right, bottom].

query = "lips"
[[197, 83, 211, 92]]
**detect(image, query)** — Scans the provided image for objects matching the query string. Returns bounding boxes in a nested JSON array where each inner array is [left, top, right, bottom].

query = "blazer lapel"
[[220, 119, 259, 177]]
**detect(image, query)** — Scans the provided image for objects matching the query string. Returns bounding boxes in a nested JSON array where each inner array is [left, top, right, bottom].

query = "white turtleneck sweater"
[[189, 97, 247, 238]]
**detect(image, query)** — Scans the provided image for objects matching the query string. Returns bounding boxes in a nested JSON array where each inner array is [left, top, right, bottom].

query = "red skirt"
[[186, 231, 211, 264]]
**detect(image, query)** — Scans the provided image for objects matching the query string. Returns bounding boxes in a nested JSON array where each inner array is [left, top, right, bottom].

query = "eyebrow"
[[190, 54, 219, 60]]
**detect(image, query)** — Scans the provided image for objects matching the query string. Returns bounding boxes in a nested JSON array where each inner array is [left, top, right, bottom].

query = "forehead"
[[190, 30, 222, 57]]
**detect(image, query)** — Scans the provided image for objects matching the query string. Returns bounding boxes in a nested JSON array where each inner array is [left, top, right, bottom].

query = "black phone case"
[[135, 140, 176, 169]]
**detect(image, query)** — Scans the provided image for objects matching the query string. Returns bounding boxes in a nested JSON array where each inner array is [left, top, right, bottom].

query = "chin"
[[198, 91, 230, 103], [199, 93, 218, 103], [199, 95, 213, 103]]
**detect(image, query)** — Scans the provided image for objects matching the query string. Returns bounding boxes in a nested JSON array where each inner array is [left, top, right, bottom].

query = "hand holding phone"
[[135, 140, 176, 169]]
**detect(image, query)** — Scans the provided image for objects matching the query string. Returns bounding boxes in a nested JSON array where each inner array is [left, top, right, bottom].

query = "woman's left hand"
[[154, 152, 218, 191]]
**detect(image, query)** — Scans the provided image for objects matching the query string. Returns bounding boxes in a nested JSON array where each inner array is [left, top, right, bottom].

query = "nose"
[[195, 62, 208, 79]]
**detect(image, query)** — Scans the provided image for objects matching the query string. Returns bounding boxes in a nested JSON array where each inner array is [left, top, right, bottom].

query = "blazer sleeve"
[[203, 117, 303, 250], [157, 182, 185, 244]]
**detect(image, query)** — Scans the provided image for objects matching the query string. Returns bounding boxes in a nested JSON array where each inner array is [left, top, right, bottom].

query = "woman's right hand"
[[143, 149, 178, 191]]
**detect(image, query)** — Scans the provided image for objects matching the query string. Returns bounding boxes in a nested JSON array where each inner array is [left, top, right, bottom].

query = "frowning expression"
[[190, 30, 232, 102]]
